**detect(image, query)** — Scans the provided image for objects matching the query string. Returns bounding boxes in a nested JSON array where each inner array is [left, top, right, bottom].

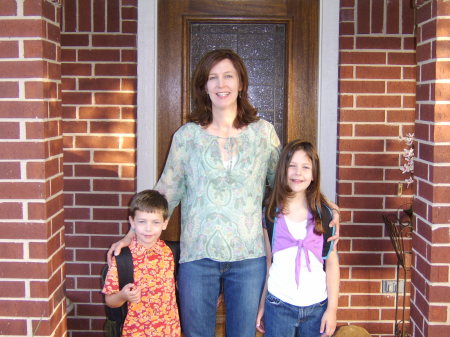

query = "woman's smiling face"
[[205, 58, 242, 112]]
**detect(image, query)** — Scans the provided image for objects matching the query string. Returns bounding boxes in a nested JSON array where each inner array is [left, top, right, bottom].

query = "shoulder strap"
[[164, 240, 180, 276], [116, 246, 133, 289], [320, 204, 336, 259]]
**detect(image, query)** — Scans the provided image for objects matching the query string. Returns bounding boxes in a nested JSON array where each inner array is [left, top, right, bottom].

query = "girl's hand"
[[106, 230, 135, 266], [320, 308, 337, 336], [122, 283, 141, 303], [256, 307, 265, 333]]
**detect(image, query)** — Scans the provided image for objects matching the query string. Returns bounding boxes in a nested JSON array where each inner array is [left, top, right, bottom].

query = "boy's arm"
[[320, 250, 340, 336], [256, 228, 272, 333], [105, 283, 141, 308]]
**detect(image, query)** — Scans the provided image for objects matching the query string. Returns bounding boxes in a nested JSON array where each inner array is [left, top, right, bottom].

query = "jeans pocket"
[[266, 293, 282, 306], [318, 298, 328, 307]]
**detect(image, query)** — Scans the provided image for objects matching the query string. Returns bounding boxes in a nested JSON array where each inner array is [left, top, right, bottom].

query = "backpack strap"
[[116, 246, 134, 289], [164, 240, 180, 276], [319, 204, 336, 260]]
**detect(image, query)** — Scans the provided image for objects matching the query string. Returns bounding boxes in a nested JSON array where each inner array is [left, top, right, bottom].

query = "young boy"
[[102, 190, 181, 336]]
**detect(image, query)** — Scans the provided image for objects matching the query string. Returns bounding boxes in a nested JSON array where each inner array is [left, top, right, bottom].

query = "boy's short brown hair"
[[128, 189, 169, 220]]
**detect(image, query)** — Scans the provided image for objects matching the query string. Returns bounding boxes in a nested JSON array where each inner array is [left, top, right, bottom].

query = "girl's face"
[[287, 149, 314, 195], [205, 58, 242, 113]]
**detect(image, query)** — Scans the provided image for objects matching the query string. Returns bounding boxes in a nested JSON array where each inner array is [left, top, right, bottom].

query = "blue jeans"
[[177, 257, 266, 337], [264, 293, 328, 337]]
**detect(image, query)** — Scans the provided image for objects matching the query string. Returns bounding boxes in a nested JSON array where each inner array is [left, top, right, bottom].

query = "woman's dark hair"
[[190, 49, 259, 128], [266, 140, 329, 234]]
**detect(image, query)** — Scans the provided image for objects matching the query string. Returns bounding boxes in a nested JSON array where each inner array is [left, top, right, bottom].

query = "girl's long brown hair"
[[190, 49, 259, 128], [266, 140, 329, 234]]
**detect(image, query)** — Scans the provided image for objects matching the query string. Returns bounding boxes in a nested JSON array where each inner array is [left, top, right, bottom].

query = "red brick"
[[0, 19, 45, 38], [371, 0, 384, 33], [94, 92, 136, 105], [75, 193, 119, 206], [352, 294, 395, 307], [63, 179, 91, 191], [0, 280, 25, 298], [0, 262, 49, 279], [0, 81, 19, 98], [122, 49, 137, 62], [90, 121, 135, 134], [74, 164, 118, 177], [339, 196, 383, 209], [356, 37, 402, 50], [79, 106, 121, 119], [387, 109, 415, 123], [74, 221, 121, 235], [339, 139, 385, 152], [0, 60, 46, 78], [64, 207, 90, 220], [79, 77, 122, 92], [75, 136, 119, 149], [61, 62, 92, 76], [340, 80, 385, 93], [0, 319, 26, 335], [62, 92, 92, 105], [61, 33, 90, 46], [24, 39, 57, 60], [93, 150, 135, 164], [356, 66, 402, 79], [25, 81, 58, 99], [93, 0, 106, 32], [356, 95, 402, 108], [92, 35, 135, 48], [352, 267, 395, 280], [357, 0, 370, 34], [354, 124, 399, 137], [387, 81, 416, 94], [62, 121, 88, 134]]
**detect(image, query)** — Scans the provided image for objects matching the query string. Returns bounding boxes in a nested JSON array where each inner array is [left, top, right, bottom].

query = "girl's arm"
[[320, 250, 340, 336], [256, 228, 272, 333]]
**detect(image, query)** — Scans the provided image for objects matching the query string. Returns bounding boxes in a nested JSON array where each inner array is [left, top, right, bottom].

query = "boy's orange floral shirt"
[[102, 238, 181, 336]]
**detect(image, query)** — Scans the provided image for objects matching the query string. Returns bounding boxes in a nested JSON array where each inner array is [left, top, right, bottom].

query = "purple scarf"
[[272, 211, 324, 288]]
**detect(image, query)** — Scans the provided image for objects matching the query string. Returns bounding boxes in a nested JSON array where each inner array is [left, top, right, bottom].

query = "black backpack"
[[264, 204, 336, 266], [102, 241, 180, 337]]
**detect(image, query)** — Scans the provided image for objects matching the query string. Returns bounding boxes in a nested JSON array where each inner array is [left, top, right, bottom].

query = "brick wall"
[[0, 0, 66, 336], [61, 0, 137, 335], [411, 1, 450, 336], [338, 1, 416, 336]]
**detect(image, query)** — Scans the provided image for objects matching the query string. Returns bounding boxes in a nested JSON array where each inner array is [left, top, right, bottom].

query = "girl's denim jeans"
[[264, 292, 328, 337]]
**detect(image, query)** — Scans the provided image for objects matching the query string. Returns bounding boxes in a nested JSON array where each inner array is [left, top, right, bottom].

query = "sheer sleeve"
[[266, 124, 281, 188], [155, 130, 187, 216]]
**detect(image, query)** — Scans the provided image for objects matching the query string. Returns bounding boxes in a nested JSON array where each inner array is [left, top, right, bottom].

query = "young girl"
[[256, 140, 340, 337]]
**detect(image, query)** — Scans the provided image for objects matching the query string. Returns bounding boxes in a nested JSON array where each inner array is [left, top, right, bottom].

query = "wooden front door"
[[157, 0, 319, 335]]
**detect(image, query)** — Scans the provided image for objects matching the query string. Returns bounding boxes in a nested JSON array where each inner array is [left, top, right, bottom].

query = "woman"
[[109, 49, 340, 337]]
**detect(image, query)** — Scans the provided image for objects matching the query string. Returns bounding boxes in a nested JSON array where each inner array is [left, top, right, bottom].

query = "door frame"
[[136, 0, 339, 202]]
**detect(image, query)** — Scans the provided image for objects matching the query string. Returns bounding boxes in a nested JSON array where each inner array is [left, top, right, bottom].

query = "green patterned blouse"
[[156, 119, 280, 263]]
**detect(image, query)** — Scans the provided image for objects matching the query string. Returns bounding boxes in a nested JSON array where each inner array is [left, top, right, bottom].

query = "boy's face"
[[129, 210, 168, 248]]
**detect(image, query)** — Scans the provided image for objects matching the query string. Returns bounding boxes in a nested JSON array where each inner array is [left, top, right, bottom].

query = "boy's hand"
[[320, 308, 337, 336], [122, 283, 141, 303]]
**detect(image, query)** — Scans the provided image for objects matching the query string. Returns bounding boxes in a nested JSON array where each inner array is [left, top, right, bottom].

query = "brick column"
[[0, 0, 66, 336], [338, 0, 415, 335], [411, 1, 450, 336]]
